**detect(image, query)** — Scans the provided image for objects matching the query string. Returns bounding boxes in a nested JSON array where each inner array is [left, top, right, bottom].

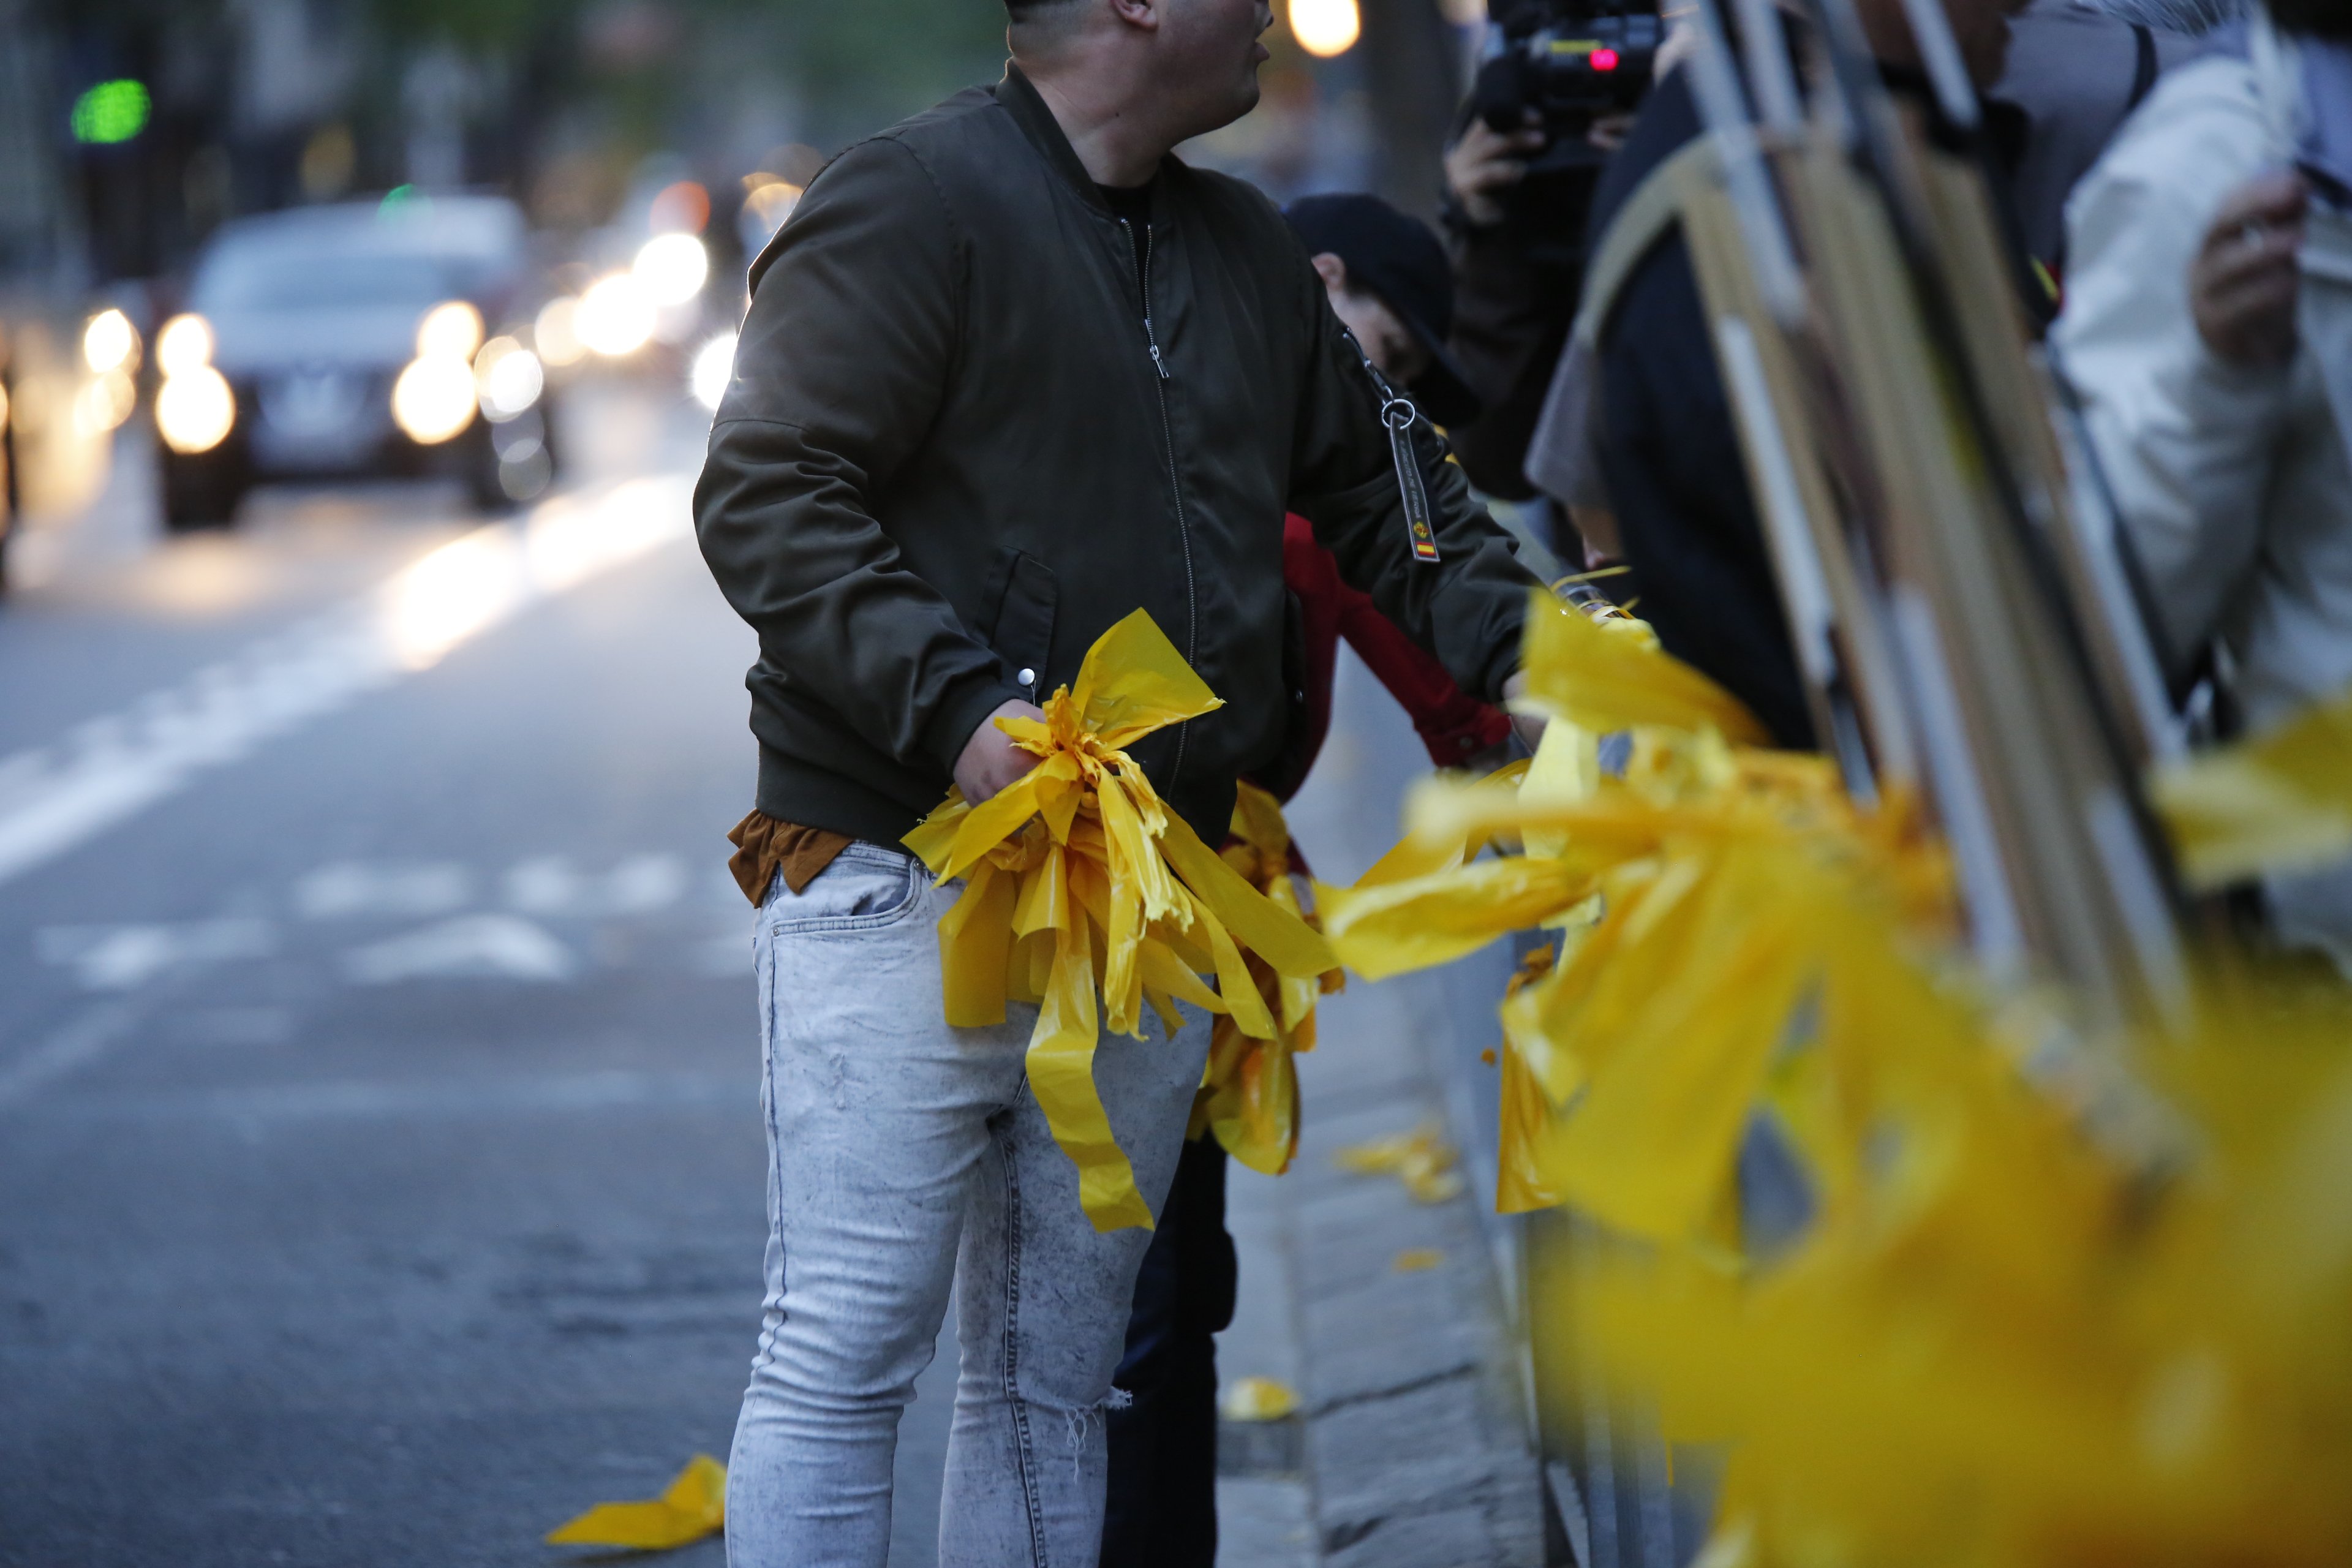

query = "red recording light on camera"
[[1591, 47, 1621, 70]]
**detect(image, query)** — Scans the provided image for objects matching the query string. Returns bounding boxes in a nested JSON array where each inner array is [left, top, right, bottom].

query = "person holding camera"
[[1440, 1, 1650, 516], [1528, 0, 2190, 751]]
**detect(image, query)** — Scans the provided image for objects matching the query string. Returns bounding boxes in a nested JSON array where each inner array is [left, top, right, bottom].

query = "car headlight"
[[156, 366, 236, 454], [75, 369, 138, 434], [416, 300, 484, 363], [392, 355, 477, 445], [83, 308, 140, 375], [156, 314, 214, 377], [473, 336, 545, 422]]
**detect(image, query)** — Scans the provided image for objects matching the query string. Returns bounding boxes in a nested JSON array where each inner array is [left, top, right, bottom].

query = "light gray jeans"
[[728, 842, 1212, 1568]]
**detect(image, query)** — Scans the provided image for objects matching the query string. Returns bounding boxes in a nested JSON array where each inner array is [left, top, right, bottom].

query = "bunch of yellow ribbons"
[[905, 611, 1335, 1231], [1189, 780, 1344, 1175], [1317, 586, 2352, 1563]]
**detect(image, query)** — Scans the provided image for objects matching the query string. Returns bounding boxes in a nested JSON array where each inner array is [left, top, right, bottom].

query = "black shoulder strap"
[[2128, 24, 2159, 115]]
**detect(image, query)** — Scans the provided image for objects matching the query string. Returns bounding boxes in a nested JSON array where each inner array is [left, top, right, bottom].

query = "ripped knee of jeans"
[[1055, 1387, 1135, 1472]]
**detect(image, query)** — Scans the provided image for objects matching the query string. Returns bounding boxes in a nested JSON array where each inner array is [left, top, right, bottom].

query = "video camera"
[[1461, 0, 1663, 264], [1471, 0, 1664, 149]]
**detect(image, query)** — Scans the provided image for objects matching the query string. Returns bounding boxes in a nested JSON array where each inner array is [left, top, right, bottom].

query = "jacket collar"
[[995, 62, 1142, 220]]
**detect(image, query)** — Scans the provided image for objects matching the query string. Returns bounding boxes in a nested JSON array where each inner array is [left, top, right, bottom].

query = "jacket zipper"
[[1121, 215, 1197, 787]]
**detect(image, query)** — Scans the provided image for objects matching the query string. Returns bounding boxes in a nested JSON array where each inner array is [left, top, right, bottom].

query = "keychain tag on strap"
[[1383, 395, 1441, 564]]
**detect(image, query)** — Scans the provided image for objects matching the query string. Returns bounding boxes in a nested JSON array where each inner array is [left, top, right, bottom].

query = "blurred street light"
[[576, 274, 656, 358], [1289, 0, 1362, 56], [633, 233, 710, 308], [739, 179, 803, 251], [475, 337, 546, 422], [691, 332, 738, 413], [534, 298, 586, 368]]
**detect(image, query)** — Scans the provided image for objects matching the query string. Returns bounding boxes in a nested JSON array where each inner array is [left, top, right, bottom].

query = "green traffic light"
[[71, 80, 151, 145]]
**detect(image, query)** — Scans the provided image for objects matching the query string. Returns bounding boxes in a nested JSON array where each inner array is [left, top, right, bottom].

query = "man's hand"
[[954, 699, 1047, 805], [1501, 670, 1547, 753], [2192, 172, 2308, 368], [1446, 114, 1547, 228]]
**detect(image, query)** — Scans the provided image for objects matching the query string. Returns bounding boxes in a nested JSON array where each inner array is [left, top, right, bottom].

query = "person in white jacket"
[[2056, 0, 2352, 971]]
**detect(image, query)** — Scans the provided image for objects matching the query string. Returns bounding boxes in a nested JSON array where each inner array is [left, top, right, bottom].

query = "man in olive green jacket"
[[695, 1, 1537, 1561]]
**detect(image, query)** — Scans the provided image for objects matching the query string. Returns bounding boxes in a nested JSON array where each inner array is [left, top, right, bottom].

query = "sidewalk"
[[1212, 654, 1548, 1568]]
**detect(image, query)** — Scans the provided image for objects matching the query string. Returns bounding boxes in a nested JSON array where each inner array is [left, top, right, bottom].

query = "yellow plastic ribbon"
[[905, 610, 1336, 1231], [1322, 587, 1952, 1240], [546, 1454, 726, 1551], [1513, 586, 1771, 745], [1190, 781, 1344, 1175], [2152, 684, 2352, 889], [1562, 966, 2352, 1568]]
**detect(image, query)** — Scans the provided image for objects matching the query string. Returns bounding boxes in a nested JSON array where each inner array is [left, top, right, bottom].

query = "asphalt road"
[[0, 385, 957, 1567]]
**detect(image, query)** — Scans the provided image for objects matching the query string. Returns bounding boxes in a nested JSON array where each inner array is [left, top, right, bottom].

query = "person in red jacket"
[[1103, 192, 1512, 1567]]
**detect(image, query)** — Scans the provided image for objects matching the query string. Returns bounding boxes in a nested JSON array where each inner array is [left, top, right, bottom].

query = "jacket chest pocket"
[[984, 547, 1058, 702]]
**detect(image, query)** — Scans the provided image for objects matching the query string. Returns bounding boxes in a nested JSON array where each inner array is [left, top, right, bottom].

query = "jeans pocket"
[[766, 849, 927, 936]]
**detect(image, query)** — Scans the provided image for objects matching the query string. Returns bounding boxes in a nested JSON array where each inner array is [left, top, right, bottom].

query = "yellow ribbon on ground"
[[905, 611, 1336, 1231], [546, 1454, 726, 1551], [1190, 781, 1344, 1175]]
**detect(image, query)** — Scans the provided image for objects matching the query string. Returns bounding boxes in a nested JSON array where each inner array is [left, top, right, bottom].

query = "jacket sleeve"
[[1332, 573, 1514, 766], [695, 136, 1025, 775], [1284, 250, 1536, 706], [2051, 65, 2286, 682]]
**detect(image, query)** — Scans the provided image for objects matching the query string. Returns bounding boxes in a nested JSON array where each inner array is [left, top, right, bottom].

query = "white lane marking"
[[0, 473, 693, 891], [341, 913, 578, 984], [504, 853, 687, 917], [295, 861, 473, 919], [0, 1002, 142, 1108], [25, 1069, 741, 1123], [36, 918, 275, 990]]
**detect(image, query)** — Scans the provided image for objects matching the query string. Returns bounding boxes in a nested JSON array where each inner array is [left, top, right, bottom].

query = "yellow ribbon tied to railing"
[[904, 610, 1338, 1231]]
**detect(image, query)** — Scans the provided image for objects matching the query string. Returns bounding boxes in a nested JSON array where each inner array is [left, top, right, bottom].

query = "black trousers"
[[1102, 1137, 1235, 1567]]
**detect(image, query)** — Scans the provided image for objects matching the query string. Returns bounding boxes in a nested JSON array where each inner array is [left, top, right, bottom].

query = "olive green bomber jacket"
[[693, 64, 1535, 847]]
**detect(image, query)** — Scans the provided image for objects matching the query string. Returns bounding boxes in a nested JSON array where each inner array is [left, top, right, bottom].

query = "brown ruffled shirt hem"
[[727, 811, 854, 906]]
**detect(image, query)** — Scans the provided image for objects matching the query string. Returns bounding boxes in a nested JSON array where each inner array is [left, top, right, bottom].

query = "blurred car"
[[155, 194, 560, 530]]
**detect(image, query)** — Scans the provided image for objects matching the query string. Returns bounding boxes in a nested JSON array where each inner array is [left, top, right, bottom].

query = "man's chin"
[[1191, 80, 1263, 140]]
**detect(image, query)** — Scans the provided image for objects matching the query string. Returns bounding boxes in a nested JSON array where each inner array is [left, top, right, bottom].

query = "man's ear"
[[1107, 0, 1161, 32], [1310, 251, 1349, 296]]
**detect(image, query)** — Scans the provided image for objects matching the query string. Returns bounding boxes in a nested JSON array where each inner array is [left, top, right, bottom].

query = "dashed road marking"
[[505, 853, 688, 918], [0, 474, 692, 892], [341, 913, 578, 984], [36, 918, 275, 990], [295, 862, 473, 920], [0, 1002, 143, 1109]]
